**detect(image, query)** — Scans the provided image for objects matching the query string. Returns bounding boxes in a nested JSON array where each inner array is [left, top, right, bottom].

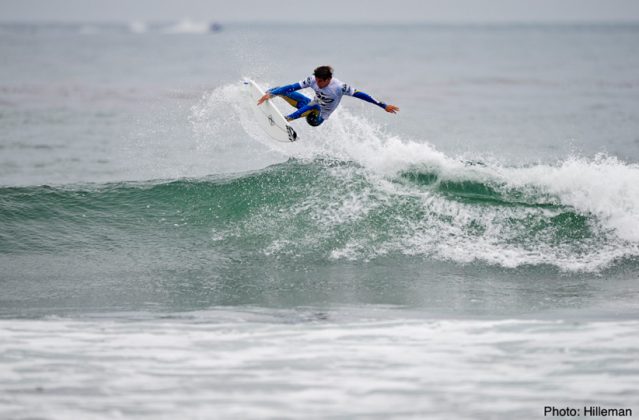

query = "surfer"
[[257, 66, 399, 127]]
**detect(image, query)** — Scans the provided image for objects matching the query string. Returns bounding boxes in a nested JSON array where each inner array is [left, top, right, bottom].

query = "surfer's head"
[[314, 66, 333, 88]]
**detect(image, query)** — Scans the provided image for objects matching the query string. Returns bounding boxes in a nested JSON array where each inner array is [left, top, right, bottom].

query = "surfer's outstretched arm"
[[257, 82, 303, 105], [351, 90, 400, 114], [269, 83, 303, 96]]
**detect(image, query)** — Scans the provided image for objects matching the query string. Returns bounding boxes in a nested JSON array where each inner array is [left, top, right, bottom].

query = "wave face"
[[2, 154, 638, 273]]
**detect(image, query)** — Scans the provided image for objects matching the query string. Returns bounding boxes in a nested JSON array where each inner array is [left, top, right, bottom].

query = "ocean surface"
[[1, 21, 639, 419]]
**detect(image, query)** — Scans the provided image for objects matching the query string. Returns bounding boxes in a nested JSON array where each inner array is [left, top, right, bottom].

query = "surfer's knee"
[[305, 112, 324, 127]]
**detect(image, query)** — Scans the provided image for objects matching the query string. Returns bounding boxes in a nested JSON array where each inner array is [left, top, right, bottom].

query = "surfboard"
[[244, 79, 298, 143]]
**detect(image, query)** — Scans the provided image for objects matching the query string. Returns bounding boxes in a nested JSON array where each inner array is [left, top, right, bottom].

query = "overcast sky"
[[1, 0, 639, 23]]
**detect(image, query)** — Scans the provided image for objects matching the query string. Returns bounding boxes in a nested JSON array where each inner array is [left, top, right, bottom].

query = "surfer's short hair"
[[314, 66, 333, 80]]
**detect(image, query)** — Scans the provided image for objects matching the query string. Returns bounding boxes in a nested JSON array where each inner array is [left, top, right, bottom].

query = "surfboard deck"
[[244, 79, 298, 143]]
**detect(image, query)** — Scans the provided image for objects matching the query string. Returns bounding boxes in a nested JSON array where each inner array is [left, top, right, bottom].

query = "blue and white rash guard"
[[269, 75, 388, 120]]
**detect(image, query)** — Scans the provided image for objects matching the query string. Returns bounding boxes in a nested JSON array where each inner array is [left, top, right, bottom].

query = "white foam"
[[128, 21, 148, 34], [2, 315, 639, 419], [501, 155, 639, 242], [162, 19, 211, 35]]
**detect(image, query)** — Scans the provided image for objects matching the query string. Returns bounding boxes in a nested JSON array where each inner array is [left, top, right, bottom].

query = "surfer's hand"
[[385, 104, 400, 114], [257, 93, 272, 106]]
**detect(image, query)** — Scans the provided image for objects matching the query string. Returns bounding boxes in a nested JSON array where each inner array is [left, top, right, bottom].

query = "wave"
[[1, 157, 637, 272], [128, 21, 148, 34], [161, 19, 217, 34], [0, 22, 222, 36]]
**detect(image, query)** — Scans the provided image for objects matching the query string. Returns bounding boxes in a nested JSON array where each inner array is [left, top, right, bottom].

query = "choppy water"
[[1, 22, 639, 419], [3, 311, 639, 420]]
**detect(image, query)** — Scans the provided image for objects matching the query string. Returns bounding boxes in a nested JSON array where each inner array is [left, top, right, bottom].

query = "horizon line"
[[1, 19, 639, 25]]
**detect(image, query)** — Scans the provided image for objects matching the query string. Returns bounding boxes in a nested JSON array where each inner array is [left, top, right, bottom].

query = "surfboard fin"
[[287, 126, 297, 142]]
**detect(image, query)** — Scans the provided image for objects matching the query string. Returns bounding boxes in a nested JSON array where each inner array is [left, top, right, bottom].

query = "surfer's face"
[[315, 77, 331, 89]]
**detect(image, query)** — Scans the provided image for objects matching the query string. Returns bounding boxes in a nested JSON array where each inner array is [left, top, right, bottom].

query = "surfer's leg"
[[286, 103, 324, 127], [286, 103, 319, 120], [273, 90, 323, 126], [277, 91, 311, 110]]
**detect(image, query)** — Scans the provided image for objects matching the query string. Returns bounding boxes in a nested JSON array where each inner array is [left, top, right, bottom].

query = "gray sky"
[[1, 0, 639, 23]]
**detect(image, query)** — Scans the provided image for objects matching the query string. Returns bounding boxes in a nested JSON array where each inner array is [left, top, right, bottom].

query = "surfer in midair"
[[257, 65, 399, 127]]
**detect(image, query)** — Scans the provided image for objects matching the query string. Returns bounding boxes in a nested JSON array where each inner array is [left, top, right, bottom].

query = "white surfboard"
[[244, 79, 298, 143]]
